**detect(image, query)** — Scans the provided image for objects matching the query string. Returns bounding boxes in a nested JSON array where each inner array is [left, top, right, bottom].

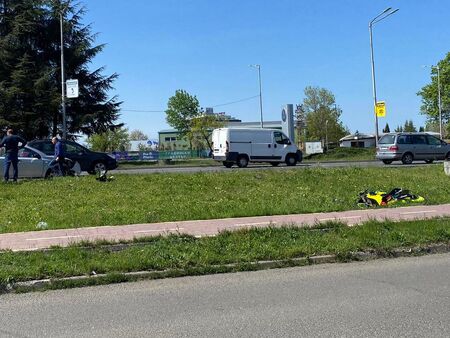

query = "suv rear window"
[[379, 135, 395, 144]]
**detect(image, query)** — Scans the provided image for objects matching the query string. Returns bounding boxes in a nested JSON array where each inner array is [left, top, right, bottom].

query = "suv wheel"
[[401, 153, 414, 165]]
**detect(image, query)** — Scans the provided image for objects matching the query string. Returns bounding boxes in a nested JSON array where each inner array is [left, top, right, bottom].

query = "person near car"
[[0, 129, 27, 182], [52, 137, 66, 176]]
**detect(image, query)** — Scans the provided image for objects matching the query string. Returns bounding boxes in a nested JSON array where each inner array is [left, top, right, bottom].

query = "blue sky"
[[82, 0, 449, 139]]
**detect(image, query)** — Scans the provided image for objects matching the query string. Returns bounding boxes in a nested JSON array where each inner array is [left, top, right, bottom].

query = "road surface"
[[1, 253, 449, 337]]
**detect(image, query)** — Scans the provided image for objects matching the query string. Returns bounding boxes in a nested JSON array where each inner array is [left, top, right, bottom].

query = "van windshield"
[[379, 135, 396, 144]]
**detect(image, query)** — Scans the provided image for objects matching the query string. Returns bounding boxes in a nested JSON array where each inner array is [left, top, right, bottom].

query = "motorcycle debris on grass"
[[357, 188, 424, 208]]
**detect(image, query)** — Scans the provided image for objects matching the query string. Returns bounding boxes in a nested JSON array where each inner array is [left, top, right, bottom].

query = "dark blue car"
[[28, 139, 117, 174]]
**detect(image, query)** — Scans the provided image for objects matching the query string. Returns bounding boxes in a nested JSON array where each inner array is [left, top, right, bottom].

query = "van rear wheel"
[[237, 155, 249, 168]]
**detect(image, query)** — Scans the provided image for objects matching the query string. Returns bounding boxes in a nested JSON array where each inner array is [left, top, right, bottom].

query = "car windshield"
[[379, 135, 396, 144]]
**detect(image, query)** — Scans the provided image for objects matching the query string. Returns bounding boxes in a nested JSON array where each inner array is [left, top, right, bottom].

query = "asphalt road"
[[1, 253, 449, 337], [113, 160, 438, 175]]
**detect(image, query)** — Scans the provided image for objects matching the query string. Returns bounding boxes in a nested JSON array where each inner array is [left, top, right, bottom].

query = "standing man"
[[0, 129, 27, 182], [52, 137, 65, 176]]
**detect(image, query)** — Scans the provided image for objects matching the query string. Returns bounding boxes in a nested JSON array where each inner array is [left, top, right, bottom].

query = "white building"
[[339, 132, 376, 148]]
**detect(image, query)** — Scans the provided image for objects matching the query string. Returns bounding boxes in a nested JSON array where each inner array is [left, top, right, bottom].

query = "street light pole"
[[59, 1, 69, 139], [369, 7, 399, 147], [250, 64, 264, 128], [325, 120, 329, 152]]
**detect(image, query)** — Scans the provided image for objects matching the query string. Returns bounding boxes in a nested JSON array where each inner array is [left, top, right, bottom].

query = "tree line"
[[0, 0, 121, 140]]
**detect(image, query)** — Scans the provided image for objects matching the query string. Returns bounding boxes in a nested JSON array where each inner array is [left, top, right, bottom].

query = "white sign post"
[[66, 79, 79, 98]]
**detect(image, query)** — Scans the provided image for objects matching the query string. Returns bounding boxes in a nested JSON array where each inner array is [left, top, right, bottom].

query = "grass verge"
[[1, 165, 449, 233], [304, 147, 376, 162], [1, 218, 449, 292]]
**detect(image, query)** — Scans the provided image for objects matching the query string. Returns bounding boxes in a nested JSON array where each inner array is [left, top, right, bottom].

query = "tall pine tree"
[[0, 0, 121, 139]]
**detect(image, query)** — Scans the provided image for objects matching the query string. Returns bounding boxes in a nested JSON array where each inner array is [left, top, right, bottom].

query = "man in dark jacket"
[[52, 137, 65, 176], [0, 129, 27, 182]]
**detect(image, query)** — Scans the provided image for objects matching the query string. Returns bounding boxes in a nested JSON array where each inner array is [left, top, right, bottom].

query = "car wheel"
[[382, 160, 393, 165], [270, 162, 280, 166], [237, 155, 249, 168], [223, 161, 233, 168], [44, 169, 53, 179], [424, 159, 434, 164], [285, 154, 297, 166], [90, 161, 107, 174], [401, 153, 414, 165]]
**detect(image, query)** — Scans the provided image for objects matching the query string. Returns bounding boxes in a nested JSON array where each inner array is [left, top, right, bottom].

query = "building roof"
[[158, 120, 282, 135], [339, 132, 375, 142]]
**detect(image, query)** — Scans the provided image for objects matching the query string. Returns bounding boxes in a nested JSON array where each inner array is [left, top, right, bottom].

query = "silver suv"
[[376, 132, 450, 164]]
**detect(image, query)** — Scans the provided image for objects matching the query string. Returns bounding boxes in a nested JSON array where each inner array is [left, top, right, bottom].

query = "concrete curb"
[[2, 242, 448, 294]]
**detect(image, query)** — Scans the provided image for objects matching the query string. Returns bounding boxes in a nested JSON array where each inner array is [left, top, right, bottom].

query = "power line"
[[121, 95, 259, 113], [211, 95, 260, 108]]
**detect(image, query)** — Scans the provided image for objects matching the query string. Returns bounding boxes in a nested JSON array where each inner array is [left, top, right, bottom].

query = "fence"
[[111, 150, 210, 162]]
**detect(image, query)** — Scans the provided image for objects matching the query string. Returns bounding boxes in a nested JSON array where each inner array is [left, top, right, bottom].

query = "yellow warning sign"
[[375, 101, 386, 117]]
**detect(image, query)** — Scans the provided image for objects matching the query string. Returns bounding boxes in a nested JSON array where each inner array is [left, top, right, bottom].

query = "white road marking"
[[400, 210, 437, 215], [133, 228, 183, 234], [231, 221, 277, 227], [26, 235, 82, 241], [319, 216, 361, 221]]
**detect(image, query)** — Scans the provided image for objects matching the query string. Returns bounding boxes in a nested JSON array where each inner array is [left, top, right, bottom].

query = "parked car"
[[28, 139, 117, 174], [0, 146, 54, 178], [376, 132, 450, 164]]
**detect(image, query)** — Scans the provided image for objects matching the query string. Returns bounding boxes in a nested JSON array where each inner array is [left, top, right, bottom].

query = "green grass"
[[0, 219, 449, 288], [0, 165, 449, 234], [304, 147, 376, 162]]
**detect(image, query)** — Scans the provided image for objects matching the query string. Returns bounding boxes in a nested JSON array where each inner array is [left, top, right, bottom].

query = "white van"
[[212, 128, 302, 168]]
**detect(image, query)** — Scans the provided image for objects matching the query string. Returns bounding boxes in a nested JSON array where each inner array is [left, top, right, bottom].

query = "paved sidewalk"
[[1, 204, 450, 252]]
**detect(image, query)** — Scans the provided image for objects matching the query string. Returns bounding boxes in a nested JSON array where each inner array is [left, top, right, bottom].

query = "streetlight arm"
[[370, 8, 399, 26]]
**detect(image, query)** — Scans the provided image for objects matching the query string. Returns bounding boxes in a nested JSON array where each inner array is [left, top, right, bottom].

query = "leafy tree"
[[86, 127, 130, 152], [165, 90, 200, 140], [0, 0, 121, 140], [129, 129, 148, 141], [188, 114, 225, 152], [166, 90, 223, 150], [403, 120, 417, 132], [300, 86, 348, 143], [417, 52, 450, 137], [382, 123, 390, 133]]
